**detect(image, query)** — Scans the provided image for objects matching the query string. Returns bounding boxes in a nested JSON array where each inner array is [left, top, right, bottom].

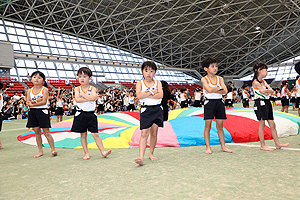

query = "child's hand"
[[36, 96, 43, 102], [151, 89, 158, 95]]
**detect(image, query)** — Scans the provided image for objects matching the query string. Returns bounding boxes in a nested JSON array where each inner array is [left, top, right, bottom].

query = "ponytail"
[[252, 62, 268, 83]]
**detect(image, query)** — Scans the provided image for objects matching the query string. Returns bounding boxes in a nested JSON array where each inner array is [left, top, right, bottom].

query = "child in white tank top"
[[134, 61, 163, 166], [201, 57, 232, 154]]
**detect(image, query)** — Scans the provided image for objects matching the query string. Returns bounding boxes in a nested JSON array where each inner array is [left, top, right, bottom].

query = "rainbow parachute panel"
[[17, 108, 300, 149]]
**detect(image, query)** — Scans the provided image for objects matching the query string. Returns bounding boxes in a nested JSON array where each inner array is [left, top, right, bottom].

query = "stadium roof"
[[1, 0, 300, 78]]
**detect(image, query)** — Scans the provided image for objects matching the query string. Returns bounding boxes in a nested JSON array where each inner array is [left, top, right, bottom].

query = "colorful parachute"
[[17, 108, 300, 149]]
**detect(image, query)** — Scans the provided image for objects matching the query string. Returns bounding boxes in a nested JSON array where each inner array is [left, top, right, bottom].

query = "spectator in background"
[[12, 92, 20, 102], [22, 102, 29, 118]]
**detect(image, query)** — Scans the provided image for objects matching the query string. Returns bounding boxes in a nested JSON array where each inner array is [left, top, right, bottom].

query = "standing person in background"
[[225, 86, 234, 108], [127, 90, 136, 112], [180, 88, 188, 108], [290, 85, 297, 111], [161, 80, 171, 121], [280, 80, 290, 113], [96, 90, 105, 115], [193, 87, 202, 107], [242, 84, 250, 108], [55, 88, 64, 122], [169, 89, 177, 110]]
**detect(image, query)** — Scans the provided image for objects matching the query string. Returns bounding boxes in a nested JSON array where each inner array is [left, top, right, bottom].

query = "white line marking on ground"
[[227, 143, 300, 151]]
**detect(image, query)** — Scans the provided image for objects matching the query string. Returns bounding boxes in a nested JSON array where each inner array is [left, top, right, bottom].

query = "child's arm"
[[79, 87, 97, 101], [253, 80, 274, 95], [74, 87, 88, 103], [246, 91, 250, 97], [136, 81, 152, 99], [28, 88, 49, 107], [150, 81, 163, 99], [201, 77, 224, 94]]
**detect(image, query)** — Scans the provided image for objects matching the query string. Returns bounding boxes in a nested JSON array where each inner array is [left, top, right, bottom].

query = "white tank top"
[[0, 93, 3, 112], [226, 92, 233, 100], [29, 87, 48, 108], [203, 75, 222, 99], [56, 99, 63, 107], [291, 91, 296, 97], [281, 86, 288, 97], [242, 90, 249, 99], [296, 78, 300, 97], [139, 80, 162, 106], [195, 92, 201, 100], [252, 80, 269, 99], [180, 93, 186, 102], [76, 85, 96, 111], [97, 97, 104, 105], [129, 96, 135, 104]]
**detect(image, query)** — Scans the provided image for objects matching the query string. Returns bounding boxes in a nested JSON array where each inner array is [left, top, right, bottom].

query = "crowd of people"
[[1, 77, 298, 122]]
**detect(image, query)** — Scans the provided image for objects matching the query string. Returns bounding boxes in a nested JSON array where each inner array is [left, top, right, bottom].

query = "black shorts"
[[181, 100, 188, 108], [193, 100, 201, 107], [204, 99, 227, 120], [225, 99, 233, 107], [242, 99, 249, 108], [55, 107, 64, 115], [254, 99, 274, 120], [127, 104, 135, 111], [140, 105, 163, 130], [97, 104, 104, 112], [71, 111, 98, 133], [162, 105, 169, 121], [291, 97, 296, 103], [296, 97, 300, 109], [26, 108, 51, 128], [281, 97, 289, 106], [270, 96, 275, 101]]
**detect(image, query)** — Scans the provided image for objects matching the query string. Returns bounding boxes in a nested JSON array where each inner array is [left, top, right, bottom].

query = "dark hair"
[[228, 81, 232, 84], [201, 57, 218, 69], [77, 67, 92, 77], [180, 87, 186, 93], [161, 80, 171, 93], [291, 85, 295, 90], [31, 71, 48, 87], [252, 62, 268, 83], [195, 87, 200, 92], [242, 84, 248, 89], [141, 61, 157, 71], [0, 81, 3, 90], [281, 80, 288, 89], [295, 61, 300, 75]]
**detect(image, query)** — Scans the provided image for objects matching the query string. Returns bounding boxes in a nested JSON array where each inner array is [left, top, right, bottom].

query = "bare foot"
[[34, 152, 43, 158], [83, 155, 90, 160], [260, 146, 274, 151], [102, 150, 111, 158], [52, 151, 58, 156], [134, 157, 144, 166], [221, 147, 233, 153], [0, 146, 3, 150], [205, 149, 212, 154], [276, 143, 289, 149], [149, 154, 158, 161]]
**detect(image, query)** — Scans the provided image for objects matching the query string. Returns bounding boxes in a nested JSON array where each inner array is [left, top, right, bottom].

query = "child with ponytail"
[[252, 62, 289, 151]]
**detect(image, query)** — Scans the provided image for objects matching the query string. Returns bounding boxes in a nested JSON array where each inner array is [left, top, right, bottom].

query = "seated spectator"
[[12, 92, 20, 102], [13, 103, 22, 119], [3, 103, 13, 120], [22, 102, 29, 119]]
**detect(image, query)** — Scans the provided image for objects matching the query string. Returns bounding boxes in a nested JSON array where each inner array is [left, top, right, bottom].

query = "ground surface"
[[1, 103, 300, 200]]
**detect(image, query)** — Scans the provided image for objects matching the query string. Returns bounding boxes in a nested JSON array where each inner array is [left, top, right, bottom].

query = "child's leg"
[[285, 106, 289, 113], [258, 120, 274, 151], [135, 128, 150, 165], [56, 115, 59, 123], [204, 120, 212, 154], [60, 115, 63, 122], [293, 103, 296, 110], [91, 132, 111, 158], [149, 123, 159, 160], [80, 132, 90, 160], [215, 119, 233, 153], [42, 128, 57, 156], [0, 139, 3, 149], [33, 127, 44, 157], [267, 120, 289, 149]]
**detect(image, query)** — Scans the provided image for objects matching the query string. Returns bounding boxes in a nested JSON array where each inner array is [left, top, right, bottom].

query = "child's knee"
[[141, 131, 149, 139], [91, 133, 100, 138], [44, 132, 52, 138]]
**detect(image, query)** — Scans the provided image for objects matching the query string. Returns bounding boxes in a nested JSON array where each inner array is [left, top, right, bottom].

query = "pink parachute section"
[[128, 121, 180, 148]]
